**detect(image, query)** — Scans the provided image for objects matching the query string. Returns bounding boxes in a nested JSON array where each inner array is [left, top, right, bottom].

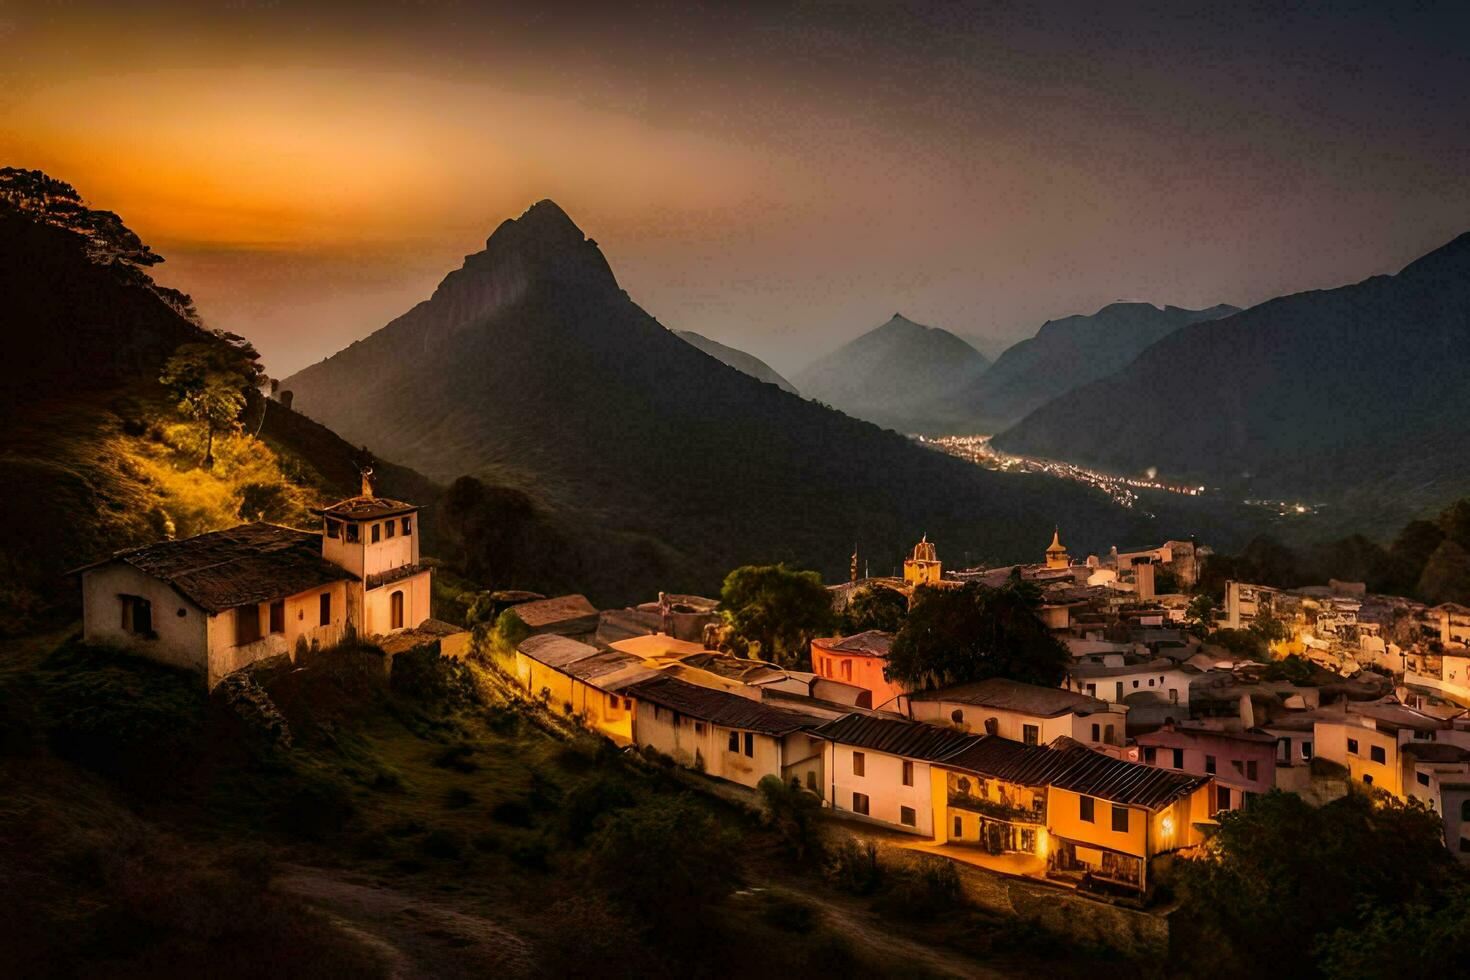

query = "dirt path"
[[276, 865, 537, 979]]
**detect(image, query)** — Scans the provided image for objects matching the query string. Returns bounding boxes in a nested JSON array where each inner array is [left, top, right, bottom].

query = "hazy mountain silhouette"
[[793, 314, 991, 432], [947, 302, 1238, 433], [284, 201, 1151, 600], [994, 234, 1470, 529], [675, 330, 798, 393]]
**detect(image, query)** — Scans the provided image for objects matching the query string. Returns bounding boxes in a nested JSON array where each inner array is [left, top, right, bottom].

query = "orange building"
[[811, 631, 906, 711]]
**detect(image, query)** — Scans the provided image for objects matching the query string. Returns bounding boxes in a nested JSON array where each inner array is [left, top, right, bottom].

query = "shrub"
[[876, 852, 964, 918], [561, 774, 635, 844], [389, 648, 478, 710], [585, 796, 738, 923], [825, 836, 884, 896], [756, 775, 823, 862]]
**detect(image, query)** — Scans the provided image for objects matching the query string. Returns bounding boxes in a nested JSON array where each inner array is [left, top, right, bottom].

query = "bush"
[[756, 774, 823, 862], [825, 836, 884, 896], [585, 796, 738, 922], [561, 774, 635, 844], [876, 852, 964, 918], [389, 648, 479, 710]]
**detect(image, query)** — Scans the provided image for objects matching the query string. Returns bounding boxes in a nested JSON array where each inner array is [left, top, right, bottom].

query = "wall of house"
[[512, 653, 634, 743], [929, 766, 1046, 848], [362, 570, 432, 636], [1073, 668, 1193, 707], [782, 733, 826, 798], [1441, 786, 1470, 864], [1138, 730, 1274, 809], [203, 580, 351, 687], [824, 741, 932, 835], [633, 704, 781, 788], [1314, 720, 1404, 796], [81, 565, 209, 676], [810, 647, 905, 710], [911, 700, 1072, 746], [1047, 787, 1147, 862]]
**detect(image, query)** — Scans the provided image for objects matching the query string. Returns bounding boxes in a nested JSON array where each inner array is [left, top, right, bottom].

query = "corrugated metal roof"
[[625, 674, 824, 735], [1040, 738, 1207, 809], [517, 633, 601, 669], [809, 713, 983, 762], [513, 594, 599, 628]]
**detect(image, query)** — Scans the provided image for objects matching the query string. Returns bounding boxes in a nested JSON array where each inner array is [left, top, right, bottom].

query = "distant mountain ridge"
[[793, 313, 991, 432], [285, 202, 1149, 603], [947, 302, 1238, 433], [994, 233, 1470, 531], [675, 330, 797, 393]]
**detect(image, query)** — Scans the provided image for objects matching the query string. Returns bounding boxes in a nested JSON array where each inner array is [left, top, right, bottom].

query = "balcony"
[[947, 792, 1045, 824]]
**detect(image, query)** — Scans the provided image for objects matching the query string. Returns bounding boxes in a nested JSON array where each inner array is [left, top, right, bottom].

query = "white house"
[[1064, 658, 1197, 709], [811, 712, 981, 835], [79, 486, 436, 687], [907, 677, 1127, 748]]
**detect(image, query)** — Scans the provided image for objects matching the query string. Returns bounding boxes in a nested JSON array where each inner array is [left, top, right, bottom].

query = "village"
[[74, 478, 1470, 908]]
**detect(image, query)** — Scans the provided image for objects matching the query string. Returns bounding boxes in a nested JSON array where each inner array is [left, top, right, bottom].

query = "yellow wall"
[[1048, 787, 1148, 859], [1314, 720, 1403, 797], [513, 652, 635, 744]]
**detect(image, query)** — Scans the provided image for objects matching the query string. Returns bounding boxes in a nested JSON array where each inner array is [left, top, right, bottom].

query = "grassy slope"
[[0, 630, 1154, 978]]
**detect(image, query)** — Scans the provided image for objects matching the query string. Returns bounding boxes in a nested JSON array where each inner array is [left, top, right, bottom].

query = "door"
[[390, 590, 404, 630]]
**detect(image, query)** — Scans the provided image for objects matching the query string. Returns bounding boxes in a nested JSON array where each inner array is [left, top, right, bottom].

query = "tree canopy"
[[1174, 790, 1462, 977], [884, 578, 1068, 690], [841, 585, 908, 634], [159, 337, 262, 467], [719, 564, 835, 668]]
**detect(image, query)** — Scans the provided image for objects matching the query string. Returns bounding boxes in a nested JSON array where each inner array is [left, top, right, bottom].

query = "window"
[[1462, 800, 1470, 821], [743, 732, 754, 757], [1218, 785, 1231, 809], [1169, 688, 1179, 703], [344, 523, 360, 543], [852, 751, 866, 777], [1172, 748, 1184, 769], [319, 591, 331, 626], [1091, 723, 1100, 741], [1205, 755, 1216, 774], [902, 760, 914, 786], [900, 806, 917, 827], [1132, 680, 1140, 688], [1347, 738, 1359, 755], [389, 590, 404, 630], [402, 516, 412, 536], [954, 816, 963, 837], [1148, 678, 1154, 687], [371, 523, 382, 544], [385, 520, 395, 539], [1232, 760, 1244, 775], [1363, 774, 1374, 786], [1023, 724, 1039, 747], [1461, 837, 1470, 854], [728, 731, 740, 752], [695, 722, 705, 734], [1086, 683, 1096, 696], [951, 708, 965, 725], [120, 595, 153, 635], [235, 605, 261, 645], [268, 599, 285, 634], [1144, 747, 1156, 764], [1079, 796, 1095, 823], [1111, 805, 1129, 833], [1104, 724, 1115, 744], [1370, 745, 1386, 764], [841, 660, 852, 682], [853, 792, 870, 815], [1417, 772, 1430, 787], [1246, 760, 1258, 781], [1302, 741, 1313, 760], [325, 519, 340, 539], [806, 771, 816, 790]]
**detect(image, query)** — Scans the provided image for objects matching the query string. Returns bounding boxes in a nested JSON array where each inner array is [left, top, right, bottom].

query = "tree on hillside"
[[1184, 593, 1219, 637], [720, 564, 835, 668], [841, 585, 908, 634], [1417, 539, 1470, 606], [884, 578, 1068, 690], [1174, 790, 1461, 977], [159, 342, 256, 467]]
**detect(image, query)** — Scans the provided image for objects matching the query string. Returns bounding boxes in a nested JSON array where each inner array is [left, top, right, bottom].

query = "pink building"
[[811, 631, 904, 711], [1135, 722, 1277, 811]]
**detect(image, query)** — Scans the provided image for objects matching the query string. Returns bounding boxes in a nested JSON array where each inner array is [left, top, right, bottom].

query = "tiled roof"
[[517, 634, 660, 689], [314, 495, 418, 520], [512, 594, 599, 629], [78, 522, 357, 614], [624, 673, 823, 735], [814, 630, 894, 657], [809, 713, 982, 761], [909, 677, 1109, 717], [942, 736, 1088, 786]]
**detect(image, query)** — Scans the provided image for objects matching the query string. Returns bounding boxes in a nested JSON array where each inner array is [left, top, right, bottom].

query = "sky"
[[2, 1, 1467, 377]]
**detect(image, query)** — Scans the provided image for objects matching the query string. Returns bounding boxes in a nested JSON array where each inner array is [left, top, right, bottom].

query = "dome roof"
[[1046, 527, 1067, 554], [911, 535, 937, 562]]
